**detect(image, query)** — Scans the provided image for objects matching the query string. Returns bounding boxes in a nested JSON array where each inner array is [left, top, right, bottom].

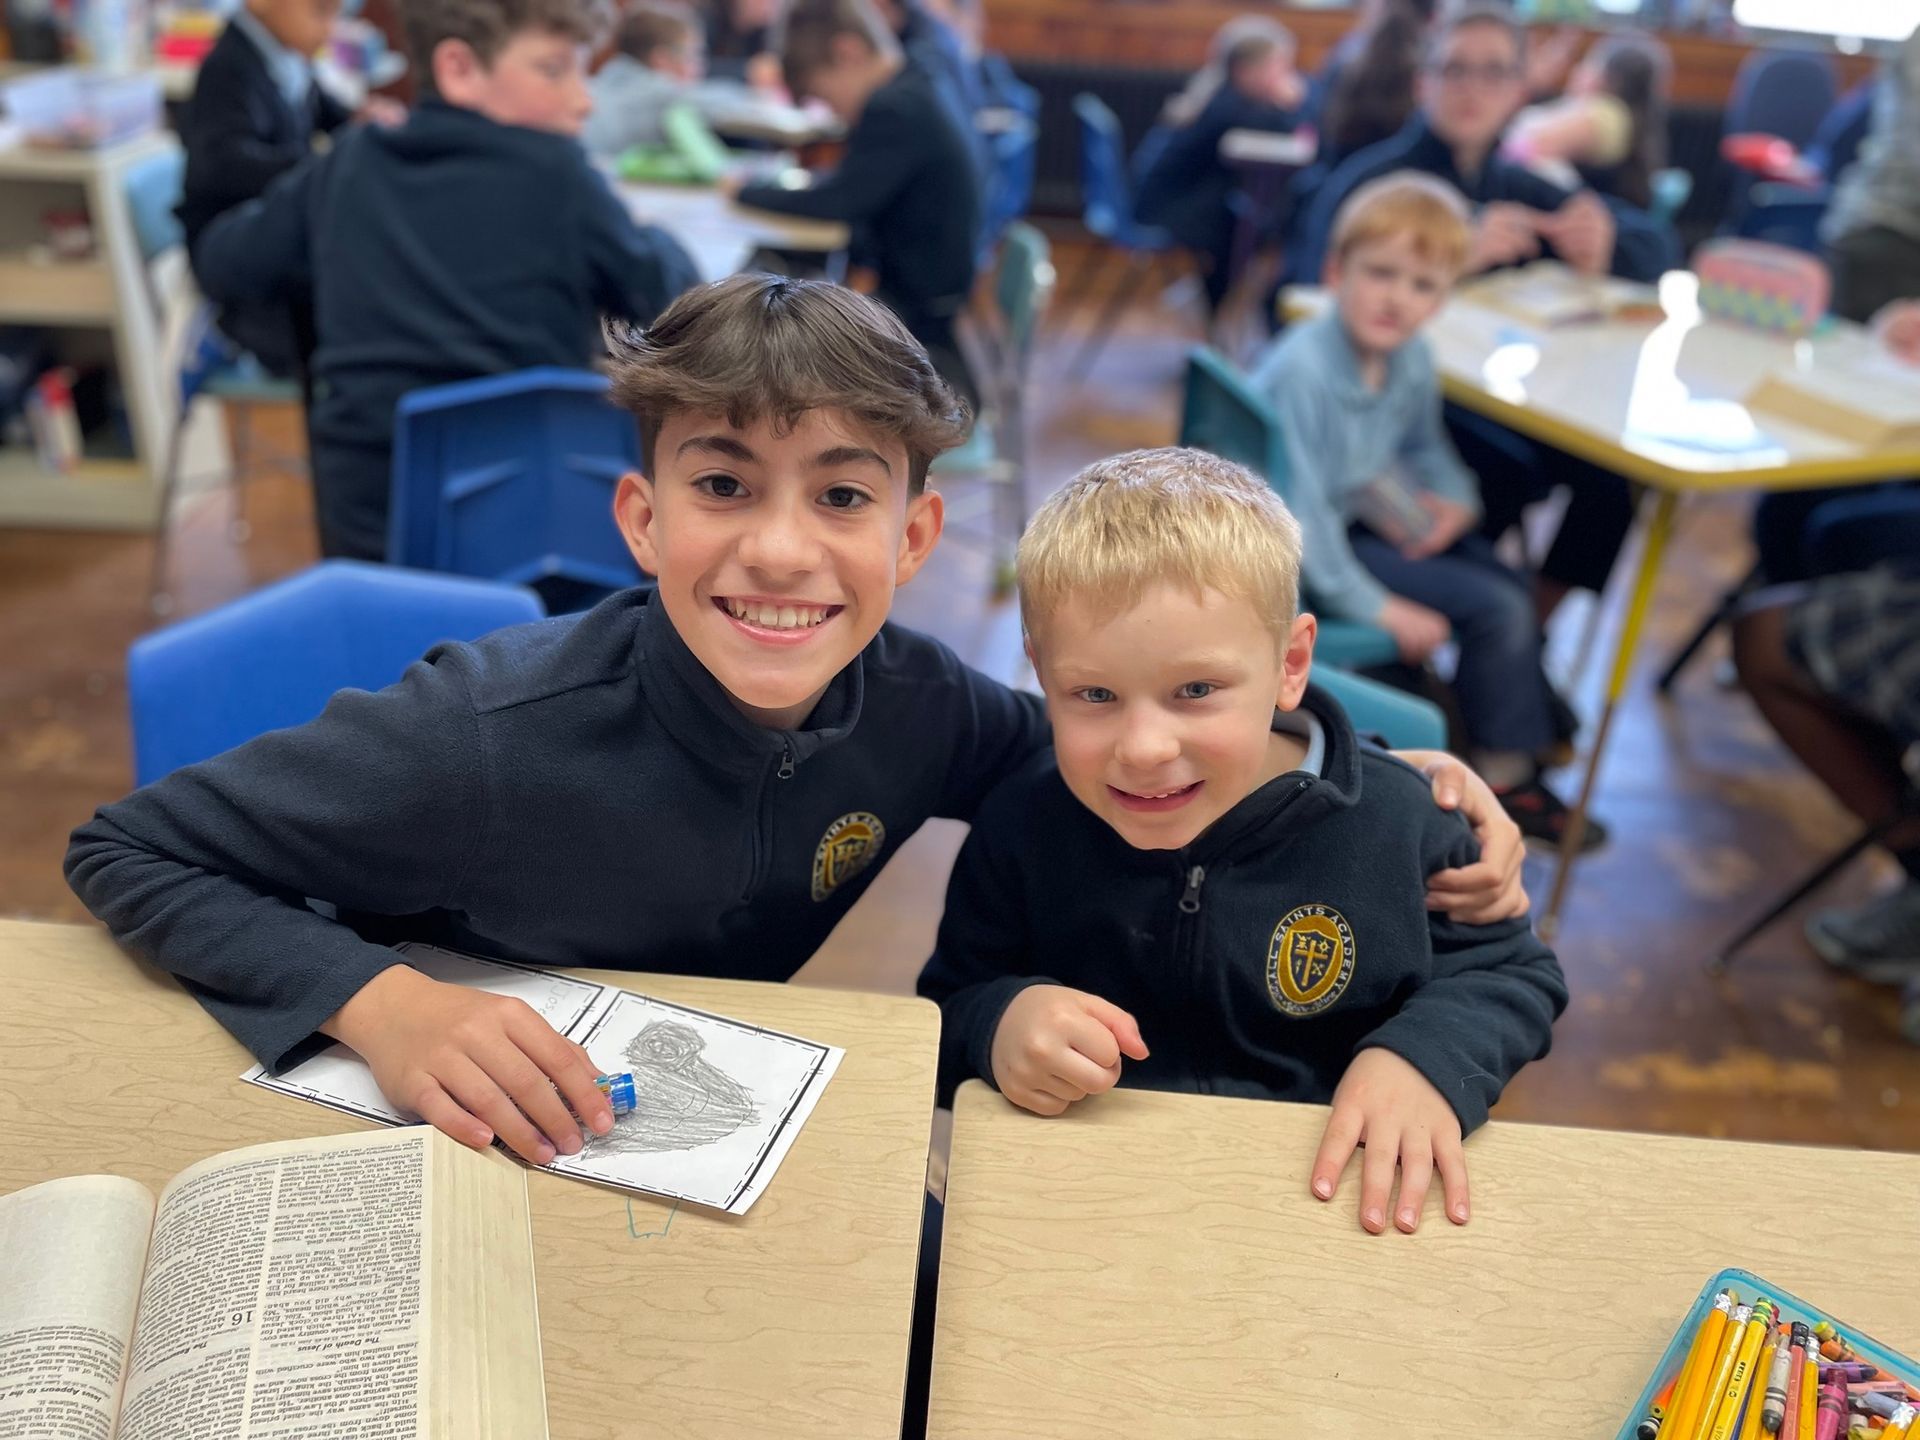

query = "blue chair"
[[978, 111, 1038, 270], [1721, 49, 1839, 236], [127, 146, 308, 616], [1177, 347, 1399, 671], [1735, 81, 1877, 256], [1068, 93, 1180, 380], [388, 368, 644, 611], [1311, 667, 1446, 751], [128, 561, 544, 785]]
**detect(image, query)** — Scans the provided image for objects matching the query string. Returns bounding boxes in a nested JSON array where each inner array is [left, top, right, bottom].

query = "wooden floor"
[[4, 240, 1915, 1153]]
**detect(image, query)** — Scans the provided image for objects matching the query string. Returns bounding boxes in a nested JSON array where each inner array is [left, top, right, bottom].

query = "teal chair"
[[1649, 167, 1694, 230], [1310, 667, 1446, 750], [1177, 347, 1399, 670], [933, 221, 1054, 593], [125, 146, 307, 615]]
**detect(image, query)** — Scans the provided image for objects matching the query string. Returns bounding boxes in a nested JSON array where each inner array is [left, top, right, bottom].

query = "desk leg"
[[1540, 489, 1680, 940]]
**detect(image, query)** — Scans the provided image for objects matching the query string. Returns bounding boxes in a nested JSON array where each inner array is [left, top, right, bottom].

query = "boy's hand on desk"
[[1398, 753, 1528, 924], [1873, 299, 1920, 364], [990, 985, 1149, 1117], [1312, 1048, 1468, 1235], [320, 965, 615, 1165], [1470, 204, 1543, 272], [1539, 191, 1615, 277], [1399, 493, 1475, 560]]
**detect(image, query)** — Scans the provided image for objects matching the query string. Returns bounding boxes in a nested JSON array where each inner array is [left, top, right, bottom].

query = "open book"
[[0, 1128, 546, 1440]]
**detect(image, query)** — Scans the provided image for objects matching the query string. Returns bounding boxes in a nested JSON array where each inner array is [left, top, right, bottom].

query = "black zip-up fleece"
[[917, 685, 1567, 1134], [67, 590, 1046, 1071]]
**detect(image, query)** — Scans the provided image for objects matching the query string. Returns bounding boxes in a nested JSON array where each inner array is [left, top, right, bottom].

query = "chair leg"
[[1072, 251, 1153, 381], [148, 403, 191, 617], [1057, 244, 1113, 316], [1711, 818, 1899, 973], [1657, 562, 1760, 694], [228, 402, 253, 543]]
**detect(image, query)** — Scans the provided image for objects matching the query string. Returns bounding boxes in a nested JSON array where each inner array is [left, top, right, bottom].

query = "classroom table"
[[0, 919, 939, 1440], [616, 178, 851, 284], [928, 1080, 1920, 1438], [1291, 267, 1920, 935], [704, 96, 843, 148]]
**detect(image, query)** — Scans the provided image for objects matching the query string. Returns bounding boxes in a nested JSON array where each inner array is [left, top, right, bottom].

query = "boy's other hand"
[[1310, 1048, 1468, 1234], [357, 96, 408, 128], [1873, 299, 1920, 364], [1400, 752, 1528, 923], [320, 965, 615, 1165], [1376, 595, 1449, 662], [1399, 493, 1475, 560], [990, 984, 1149, 1117], [1470, 203, 1543, 272], [1539, 191, 1615, 276]]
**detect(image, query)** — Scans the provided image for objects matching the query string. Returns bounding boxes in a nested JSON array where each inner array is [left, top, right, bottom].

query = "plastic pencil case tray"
[[1, 70, 162, 148], [1693, 239, 1830, 335], [1617, 1267, 1920, 1440]]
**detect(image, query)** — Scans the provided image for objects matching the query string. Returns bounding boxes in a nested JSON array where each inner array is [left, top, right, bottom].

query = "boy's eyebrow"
[[676, 434, 760, 463], [808, 446, 894, 476]]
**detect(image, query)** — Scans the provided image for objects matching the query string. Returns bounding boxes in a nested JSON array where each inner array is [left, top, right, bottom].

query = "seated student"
[[1502, 30, 1670, 211], [733, 0, 981, 408], [67, 274, 1529, 1167], [1822, 22, 1920, 326], [1295, 5, 1666, 626], [193, 0, 700, 562], [176, 0, 382, 376], [1252, 174, 1599, 845], [582, 0, 757, 156], [917, 447, 1567, 1234], [870, 0, 980, 132], [1134, 15, 1305, 313], [697, 0, 781, 87]]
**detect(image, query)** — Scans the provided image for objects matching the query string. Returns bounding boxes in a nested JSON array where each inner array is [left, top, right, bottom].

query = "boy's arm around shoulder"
[[64, 650, 490, 1072], [927, 640, 1051, 823], [915, 764, 1060, 1104], [194, 150, 325, 306], [579, 164, 703, 322], [1353, 784, 1567, 1136]]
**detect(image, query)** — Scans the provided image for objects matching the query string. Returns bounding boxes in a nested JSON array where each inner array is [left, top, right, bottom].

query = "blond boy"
[[917, 448, 1566, 1233]]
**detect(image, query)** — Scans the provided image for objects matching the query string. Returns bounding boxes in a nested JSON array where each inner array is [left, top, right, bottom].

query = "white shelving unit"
[[0, 129, 225, 531]]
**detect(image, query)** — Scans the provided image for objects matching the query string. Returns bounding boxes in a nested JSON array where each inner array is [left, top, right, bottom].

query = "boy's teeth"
[[724, 599, 829, 630]]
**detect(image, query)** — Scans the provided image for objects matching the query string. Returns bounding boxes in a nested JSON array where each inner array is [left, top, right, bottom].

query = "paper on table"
[[242, 946, 842, 1215]]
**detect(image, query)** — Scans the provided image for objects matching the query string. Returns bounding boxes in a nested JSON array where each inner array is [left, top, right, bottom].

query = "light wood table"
[[616, 179, 851, 284], [1289, 270, 1920, 935], [0, 919, 939, 1440], [929, 1081, 1920, 1438]]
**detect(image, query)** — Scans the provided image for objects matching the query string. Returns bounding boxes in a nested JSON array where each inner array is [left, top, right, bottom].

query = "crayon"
[[1864, 1396, 1910, 1422], [1817, 1376, 1850, 1440], [1641, 1372, 1683, 1440], [1884, 1404, 1917, 1440], [1766, 1326, 1800, 1432], [1712, 1302, 1778, 1440], [1825, 1366, 1882, 1385], [1785, 1325, 1810, 1440], [1675, 1294, 1742, 1440]]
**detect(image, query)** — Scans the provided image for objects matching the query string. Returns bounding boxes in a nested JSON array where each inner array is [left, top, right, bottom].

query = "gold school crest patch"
[[811, 812, 886, 901], [1266, 904, 1355, 1017]]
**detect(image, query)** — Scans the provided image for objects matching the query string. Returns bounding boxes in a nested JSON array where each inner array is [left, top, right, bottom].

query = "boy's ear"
[[1275, 611, 1317, 711], [431, 37, 485, 102], [892, 488, 945, 586], [613, 471, 663, 577]]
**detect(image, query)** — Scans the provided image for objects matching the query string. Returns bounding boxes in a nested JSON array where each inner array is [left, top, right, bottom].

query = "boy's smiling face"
[[1029, 584, 1315, 851], [616, 408, 943, 730]]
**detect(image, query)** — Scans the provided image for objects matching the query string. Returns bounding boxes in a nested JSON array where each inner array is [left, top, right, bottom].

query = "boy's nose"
[[737, 506, 822, 574], [1114, 716, 1180, 770]]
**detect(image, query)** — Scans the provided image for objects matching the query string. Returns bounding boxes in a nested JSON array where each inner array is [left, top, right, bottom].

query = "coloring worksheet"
[[242, 945, 842, 1214]]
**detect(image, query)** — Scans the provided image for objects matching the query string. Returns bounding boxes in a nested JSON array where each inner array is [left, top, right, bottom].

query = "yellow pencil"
[[1708, 1300, 1774, 1440], [1883, 1403, 1917, 1440], [1798, 1352, 1818, 1439], [1671, 1291, 1739, 1440], [1692, 1302, 1756, 1440], [1738, 1329, 1781, 1440]]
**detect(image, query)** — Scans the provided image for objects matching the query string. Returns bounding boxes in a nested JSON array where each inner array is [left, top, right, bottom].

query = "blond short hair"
[[1019, 447, 1303, 645], [1330, 171, 1472, 275]]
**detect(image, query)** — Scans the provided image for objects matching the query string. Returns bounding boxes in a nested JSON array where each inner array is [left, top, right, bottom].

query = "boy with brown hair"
[[69, 275, 1527, 1169], [194, 0, 700, 560], [1251, 172, 1601, 847], [917, 447, 1566, 1234]]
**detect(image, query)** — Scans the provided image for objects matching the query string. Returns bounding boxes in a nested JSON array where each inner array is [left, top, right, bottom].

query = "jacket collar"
[[633, 589, 863, 776]]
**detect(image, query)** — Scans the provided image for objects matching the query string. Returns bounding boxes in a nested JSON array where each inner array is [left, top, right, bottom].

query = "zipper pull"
[[1178, 864, 1205, 914], [776, 741, 795, 780]]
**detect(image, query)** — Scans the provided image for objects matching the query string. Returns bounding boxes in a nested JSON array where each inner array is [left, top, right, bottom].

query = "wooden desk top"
[[616, 179, 850, 284], [1291, 269, 1920, 491], [0, 919, 938, 1440], [929, 1082, 1920, 1439]]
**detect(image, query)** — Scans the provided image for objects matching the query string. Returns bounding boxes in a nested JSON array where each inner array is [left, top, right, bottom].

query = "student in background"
[[67, 274, 1527, 1167], [1253, 174, 1599, 845], [1502, 31, 1671, 210], [194, 0, 700, 560], [734, 0, 981, 407], [1314, 0, 1434, 166], [698, 0, 780, 86], [1823, 22, 1920, 325], [177, 0, 397, 375], [582, 0, 754, 155], [918, 447, 1566, 1233], [1134, 15, 1304, 313], [924, 0, 1034, 119]]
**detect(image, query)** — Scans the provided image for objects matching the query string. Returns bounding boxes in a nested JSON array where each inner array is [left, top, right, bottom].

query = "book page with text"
[[0, 1175, 153, 1440]]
